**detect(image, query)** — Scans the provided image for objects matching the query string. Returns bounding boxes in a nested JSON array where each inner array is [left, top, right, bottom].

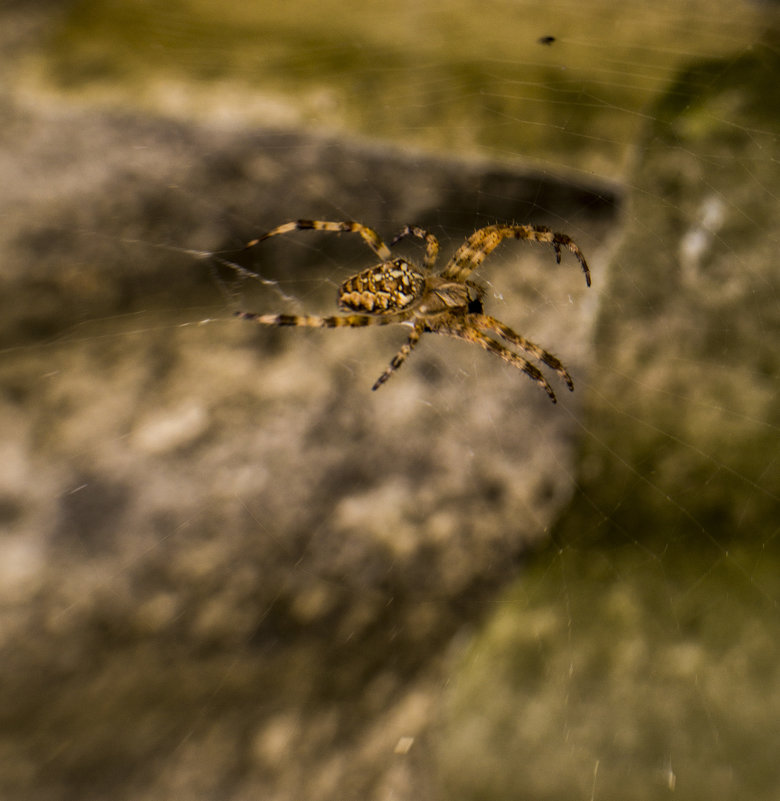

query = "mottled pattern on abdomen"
[[338, 259, 425, 314]]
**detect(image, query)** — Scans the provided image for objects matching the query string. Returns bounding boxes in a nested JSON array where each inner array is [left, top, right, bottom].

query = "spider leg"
[[372, 320, 425, 391], [389, 225, 440, 269], [236, 311, 391, 329], [431, 319, 558, 403], [476, 314, 574, 391], [237, 310, 422, 390], [245, 220, 392, 260], [441, 224, 591, 286]]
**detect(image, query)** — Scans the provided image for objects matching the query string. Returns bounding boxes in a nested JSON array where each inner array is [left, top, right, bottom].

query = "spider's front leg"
[[477, 315, 574, 392], [442, 224, 591, 286], [430, 318, 559, 403]]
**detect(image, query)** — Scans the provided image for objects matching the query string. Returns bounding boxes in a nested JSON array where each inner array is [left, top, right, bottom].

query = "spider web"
[[0, 2, 778, 801]]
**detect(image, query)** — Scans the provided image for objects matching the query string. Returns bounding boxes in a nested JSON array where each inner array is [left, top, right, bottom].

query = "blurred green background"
[[27, 0, 762, 176]]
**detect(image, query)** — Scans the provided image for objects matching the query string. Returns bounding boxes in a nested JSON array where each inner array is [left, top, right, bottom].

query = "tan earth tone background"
[[0, 2, 778, 800]]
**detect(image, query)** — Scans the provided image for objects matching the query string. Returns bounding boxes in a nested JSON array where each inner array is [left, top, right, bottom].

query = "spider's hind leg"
[[246, 220, 392, 260], [372, 321, 425, 390], [235, 310, 377, 328]]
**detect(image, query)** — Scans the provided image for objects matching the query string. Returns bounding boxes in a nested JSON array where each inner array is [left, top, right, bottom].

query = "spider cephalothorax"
[[236, 219, 590, 402]]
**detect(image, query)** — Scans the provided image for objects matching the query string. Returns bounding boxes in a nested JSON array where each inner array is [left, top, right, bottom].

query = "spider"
[[235, 219, 590, 402]]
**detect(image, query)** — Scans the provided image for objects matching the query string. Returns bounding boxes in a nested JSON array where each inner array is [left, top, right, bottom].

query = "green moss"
[[35, 0, 763, 176], [440, 38, 779, 799]]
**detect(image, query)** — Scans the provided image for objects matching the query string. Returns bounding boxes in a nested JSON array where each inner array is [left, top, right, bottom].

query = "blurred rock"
[[438, 34, 780, 801], [0, 88, 619, 801]]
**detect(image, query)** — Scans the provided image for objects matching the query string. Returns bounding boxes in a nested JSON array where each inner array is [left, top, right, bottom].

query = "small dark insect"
[[538, 35, 556, 46], [236, 220, 590, 402]]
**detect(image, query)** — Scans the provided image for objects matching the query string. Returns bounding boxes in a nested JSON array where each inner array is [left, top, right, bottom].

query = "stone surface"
[[0, 91, 618, 800], [438, 31, 780, 801]]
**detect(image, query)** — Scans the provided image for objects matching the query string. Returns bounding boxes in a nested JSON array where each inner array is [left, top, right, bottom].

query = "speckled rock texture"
[[0, 88, 618, 801]]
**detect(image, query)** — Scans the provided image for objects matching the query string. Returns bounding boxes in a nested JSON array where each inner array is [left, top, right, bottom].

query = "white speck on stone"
[[132, 403, 208, 454]]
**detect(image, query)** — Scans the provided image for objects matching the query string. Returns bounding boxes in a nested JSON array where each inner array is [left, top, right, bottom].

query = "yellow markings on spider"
[[236, 220, 590, 402]]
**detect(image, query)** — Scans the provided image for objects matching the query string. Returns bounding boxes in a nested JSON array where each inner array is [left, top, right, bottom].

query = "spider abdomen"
[[338, 259, 425, 314]]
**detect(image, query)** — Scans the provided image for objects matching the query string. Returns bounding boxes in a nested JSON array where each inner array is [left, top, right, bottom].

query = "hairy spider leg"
[[245, 220, 392, 260], [476, 315, 574, 391], [371, 320, 425, 390], [235, 310, 413, 329], [390, 225, 440, 270], [442, 224, 591, 287], [430, 319, 558, 403], [236, 309, 424, 390]]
